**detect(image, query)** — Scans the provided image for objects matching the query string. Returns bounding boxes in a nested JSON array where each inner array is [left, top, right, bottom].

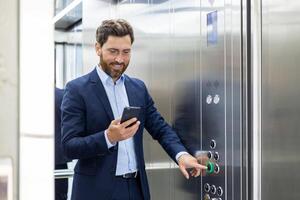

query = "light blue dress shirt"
[[96, 66, 138, 175]]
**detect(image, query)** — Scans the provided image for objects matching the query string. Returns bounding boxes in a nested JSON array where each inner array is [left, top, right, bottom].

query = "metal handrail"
[[54, 169, 74, 179]]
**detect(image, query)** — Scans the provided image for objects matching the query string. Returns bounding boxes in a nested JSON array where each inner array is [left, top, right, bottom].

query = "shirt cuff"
[[104, 130, 116, 149], [175, 151, 189, 162]]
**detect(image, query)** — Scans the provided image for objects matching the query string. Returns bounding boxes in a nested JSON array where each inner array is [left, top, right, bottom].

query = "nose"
[[114, 53, 125, 63]]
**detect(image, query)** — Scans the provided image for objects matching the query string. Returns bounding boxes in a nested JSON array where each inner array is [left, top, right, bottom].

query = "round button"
[[213, 94, 220, 104], [206, 162, 215, 174], [204, 183, 210, 193], [206, 95, 213, 104], [214, 152, 220, 161], [207, 151, 213, 159], [210, 185, 216, 194], [210, 140, 216, 149], [217, 186, 223, 196], [214, 164, 220, 174]]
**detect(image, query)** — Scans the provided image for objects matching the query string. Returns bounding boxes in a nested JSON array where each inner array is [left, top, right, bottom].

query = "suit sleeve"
[[142, 83, 187, 163], [61, 82, 112, 159]]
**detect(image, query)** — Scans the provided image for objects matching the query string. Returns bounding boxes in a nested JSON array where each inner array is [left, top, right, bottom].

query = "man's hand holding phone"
[[106, 118, 140, 143], [106, 107, 141, 143]]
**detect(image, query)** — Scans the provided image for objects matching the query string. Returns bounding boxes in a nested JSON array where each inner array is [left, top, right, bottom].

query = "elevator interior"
[[53, 0, 300, 200], [79, 1, 244, 200]]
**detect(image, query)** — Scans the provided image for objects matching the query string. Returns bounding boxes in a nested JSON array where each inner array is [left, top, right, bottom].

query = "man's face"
[[96, 35, 132, 81]]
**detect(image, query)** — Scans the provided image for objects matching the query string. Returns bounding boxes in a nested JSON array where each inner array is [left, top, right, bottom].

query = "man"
[[61, 19, 207, 200], [55, 87, 70, 200]]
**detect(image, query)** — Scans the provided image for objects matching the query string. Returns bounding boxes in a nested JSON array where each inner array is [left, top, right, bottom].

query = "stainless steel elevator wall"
[[262, 0, 300, 199], [82, 1, 244, 199]]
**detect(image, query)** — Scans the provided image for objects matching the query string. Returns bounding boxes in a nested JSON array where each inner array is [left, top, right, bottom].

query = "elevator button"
[[214, 152, 219, 161], [213, 94, 220, 104], [206, 95, 213, 104], [204, 183, 210, 193], [217, 186, 223, 196], [210, 185, 216, 194], [206, 161, 215, 174], [207, 151, 213, 159], [210, 140, 216, 149], [214, 164, 220, 174]]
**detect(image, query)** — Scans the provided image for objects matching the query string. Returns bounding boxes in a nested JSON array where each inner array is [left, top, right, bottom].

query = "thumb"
[[179, 164, 189, 179]]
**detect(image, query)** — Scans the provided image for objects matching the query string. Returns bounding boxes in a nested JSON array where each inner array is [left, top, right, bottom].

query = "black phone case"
[[120, 106, 141, 124]]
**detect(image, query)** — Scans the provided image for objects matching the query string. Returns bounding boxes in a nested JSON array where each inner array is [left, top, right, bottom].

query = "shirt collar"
[[96, 65, 125, 86]]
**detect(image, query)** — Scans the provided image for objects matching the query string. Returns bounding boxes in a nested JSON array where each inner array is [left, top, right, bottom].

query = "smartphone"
[[120, 106, 141, 127]]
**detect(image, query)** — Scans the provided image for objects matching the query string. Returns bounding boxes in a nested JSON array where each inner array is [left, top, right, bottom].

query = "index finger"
[[121, 117, 137, 128], [191, 163, 207, 170]]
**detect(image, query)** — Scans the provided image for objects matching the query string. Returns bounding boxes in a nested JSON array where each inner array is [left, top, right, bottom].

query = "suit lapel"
[[89, 68, 114, 121]]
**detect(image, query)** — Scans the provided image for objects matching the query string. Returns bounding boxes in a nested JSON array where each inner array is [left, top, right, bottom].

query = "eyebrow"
[[107, 48, 131, 51]]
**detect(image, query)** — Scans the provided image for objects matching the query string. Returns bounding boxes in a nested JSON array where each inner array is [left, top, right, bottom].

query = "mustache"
[[111, 62, 125, 66]]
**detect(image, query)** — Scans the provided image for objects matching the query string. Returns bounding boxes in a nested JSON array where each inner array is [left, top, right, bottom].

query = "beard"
[[100, 55, 129, 80]]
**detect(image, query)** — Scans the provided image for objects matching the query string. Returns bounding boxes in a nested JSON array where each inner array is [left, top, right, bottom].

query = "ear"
[[95, 42, 102, 56]]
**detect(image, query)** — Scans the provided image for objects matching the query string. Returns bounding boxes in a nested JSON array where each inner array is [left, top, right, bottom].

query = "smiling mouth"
[[111, 63, 124, 70]]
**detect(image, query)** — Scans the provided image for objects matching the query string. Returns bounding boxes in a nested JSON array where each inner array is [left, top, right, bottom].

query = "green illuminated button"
[[206, 161, 215, 174]]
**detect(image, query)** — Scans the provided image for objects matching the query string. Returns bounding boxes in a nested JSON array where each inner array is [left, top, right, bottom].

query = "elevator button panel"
[[203, 184, 224, 199], [203, 138, 224, 200]]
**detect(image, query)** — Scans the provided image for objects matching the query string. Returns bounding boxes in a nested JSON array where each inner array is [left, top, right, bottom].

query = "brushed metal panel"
[[171, 1, 202, 200], [262, 0, 300, 199]]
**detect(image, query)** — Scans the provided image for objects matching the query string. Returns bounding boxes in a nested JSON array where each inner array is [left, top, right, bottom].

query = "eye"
[[123, 50, 131, 55], [108, 49, 117, 54]]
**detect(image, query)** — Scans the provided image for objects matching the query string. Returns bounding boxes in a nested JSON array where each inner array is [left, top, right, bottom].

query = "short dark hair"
[[96, 19, 134, 47]]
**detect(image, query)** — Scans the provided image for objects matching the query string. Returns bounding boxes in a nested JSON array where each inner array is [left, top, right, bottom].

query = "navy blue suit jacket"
[[61, 68, 187, 200]]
